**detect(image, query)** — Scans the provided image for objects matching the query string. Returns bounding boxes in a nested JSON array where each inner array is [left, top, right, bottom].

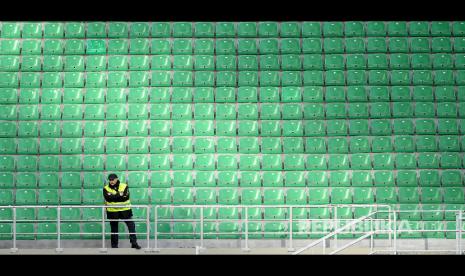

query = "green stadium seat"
[[444, 187, 465, 203], [398, 204, 422, 221], [238, 171, 260, 187], [396, 171, 418, 187], [16, 223, 35, 240], [376, 187, 397, 203], [60, 189, 82, 205], [441, 171, 463, 187], [399, 187, 420, 203], [282, 171, 304, 187], [218, 188, 239, 205], [422, 204, 444, 221], [82, 189, 101, 204], [351, 171, 372, 187], [354, 187, 375, 204], [328, 171, 349, 187], [15, 189, 37, 205], [331, 188, 352, 204], [172, 188, 194, 205], [1, 22, 21, 38], [15, 172, 36, 188], [308, 188, 330, 204], [258, 22, 278, 37]]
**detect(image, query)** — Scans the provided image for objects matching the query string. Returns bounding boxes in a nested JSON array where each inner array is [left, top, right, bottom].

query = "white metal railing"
[[292, 206, 394, 255], [1, 204, 464, 254], [370, 210, 465, 255], [1, 204, 151, 253]]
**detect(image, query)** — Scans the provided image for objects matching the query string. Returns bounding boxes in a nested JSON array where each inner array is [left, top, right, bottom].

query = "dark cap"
[[108, 173, 118, 181]]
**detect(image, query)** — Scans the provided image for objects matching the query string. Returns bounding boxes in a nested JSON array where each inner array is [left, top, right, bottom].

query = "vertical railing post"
[[100, 206, 107, 253], [56, 206, 63, 252], [11, 206, 17, 253], [153, 206, 159, 252], [288, 206, 294, 252], [388, 207, 392, 250], [243, 207, 250, 251], [200, 207, 204, 249], [334, 206, 338, 249], [393, 207, 397, 255], [460, 212, 463, 255], [456, 211, 460, 255], [145, 205, 150, 252], [370, 216, 373, 254]]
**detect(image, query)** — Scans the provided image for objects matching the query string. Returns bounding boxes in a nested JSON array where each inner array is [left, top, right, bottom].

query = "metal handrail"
[[2, 204, 464, 254], [292, 210, 388, 255]]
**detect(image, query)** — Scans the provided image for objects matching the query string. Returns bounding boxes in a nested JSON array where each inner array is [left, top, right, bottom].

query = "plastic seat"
[[421, 187, 443, 204], [351, 153, 371, 170], [284, 171, 305, 187], [15, 155, 38, 172], [130, 188, 149, 204], [151, 188, 171, 204], [16, 95, 37, 113], [371, 168, 394, 187], [241, 188, 262, 205], [196, 189, 217, 204], [22, 23, 44, 38], [1, 22, 21, 38], [0, 189, 13, 205], [308, 188, 330, 204], [439, 136, 460, 152], [444, 187, 465, 203], [260, 118, 281, 136], [172, 154, 193, 170], [375, 187, 397, 203], [352, 171, 372, 187], [398, 204, 422, 221], [418, 170, 440, 187], [237, 104, 258, 121], [398, 187, 420, 203], [441, 171, 463, 187], [329, 171, 350, 187], [15, 189, 37, 205], [305, 138, 326, 154], [217, 188, 239, 205], [172, 138, 193, 153], [217, 172, 238, 187], [326, 120, 347, 136], [396, 170, 418, 187], [258, 172, 282, 188]]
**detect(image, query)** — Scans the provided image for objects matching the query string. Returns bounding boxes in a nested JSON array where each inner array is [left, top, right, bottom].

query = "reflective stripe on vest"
[[104, 183, 131, 212]]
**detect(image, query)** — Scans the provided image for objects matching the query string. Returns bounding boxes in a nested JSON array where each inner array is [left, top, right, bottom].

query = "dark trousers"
[[107, 210, 137, 247]]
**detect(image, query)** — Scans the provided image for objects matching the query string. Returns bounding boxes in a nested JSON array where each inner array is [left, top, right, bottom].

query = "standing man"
[[103, 173, 141, 249]]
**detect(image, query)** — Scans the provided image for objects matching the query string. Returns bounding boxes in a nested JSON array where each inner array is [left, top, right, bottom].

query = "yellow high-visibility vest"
[[104, 183, 131, 212]]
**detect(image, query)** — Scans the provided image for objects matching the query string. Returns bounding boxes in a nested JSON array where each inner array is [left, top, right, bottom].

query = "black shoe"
[[111, 245, 118, 248], [131, 243, 141, 250]]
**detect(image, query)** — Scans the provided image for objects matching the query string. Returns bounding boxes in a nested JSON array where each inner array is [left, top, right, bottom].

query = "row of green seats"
[[0, 104, 465, 122], [3, 22, 465, 38], [4, 102, 465, 120], [5, 135, 465, 155], [2, 221, 462, 240], [1, 187, 464, 206], [2, 169, 464, 189], [2, 152, 465, 171], [3, 37, 465, 55], [0, 204, 457, 220], [2, 22, 465, 38], [1, 220, 461, 240], [0, 205, 461, 222], [4, 70, 465, 88], [6, 54, 465, 72], [3, 86, 465, 104], [1, 169, 464, 188], [2, 118, 465, 137]]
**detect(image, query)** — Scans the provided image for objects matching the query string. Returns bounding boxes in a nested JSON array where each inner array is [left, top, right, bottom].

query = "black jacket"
[[103, 181, 130, 203]]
